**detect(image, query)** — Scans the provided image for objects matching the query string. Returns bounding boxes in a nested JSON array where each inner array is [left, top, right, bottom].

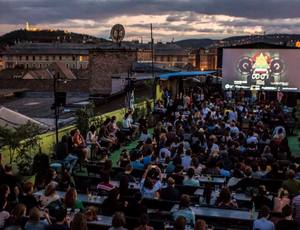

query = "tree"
[[75, 102, 94, 137], [0, 121, 42, 165], [0, 126, 22, 164]]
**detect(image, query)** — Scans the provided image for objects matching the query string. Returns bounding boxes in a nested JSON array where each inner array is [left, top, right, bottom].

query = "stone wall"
[[89, 49, 138, 95]]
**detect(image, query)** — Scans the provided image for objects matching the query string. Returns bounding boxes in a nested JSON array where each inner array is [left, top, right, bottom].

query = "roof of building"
[[0, 106, 49, 130], [2, 42, 189, 56], [50, 62, 77, 80], [2, 42, 97, 55], [159, 71, 216, 80], [23, 70, 53, 80]]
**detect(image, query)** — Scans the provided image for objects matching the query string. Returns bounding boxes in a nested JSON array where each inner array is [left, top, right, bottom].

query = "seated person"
[[19, 181, 38, 214], [118, 150, 131, 168], [253, 206, 275, 230], [119, 164, 135, 197], [63, 187, 84, 211], [172, 194, 195, 227], [97, 174, 114, 195], [102, 188, 126, 216], [56, 135, 78, 173], [160, 177, 180, 201], [215, 187, 238, 208], [276, 204, 297, 230], [273, 188, 290, 213], [140, 165, 162, 199], [24, 207, 51, 230], [252, 185, 273, 210], [46, 207, 70, 230], [282, 170, 300, 195], [183, 168, 200, 187], [39, 182, 60, 207], [72, 129, 88, 161]]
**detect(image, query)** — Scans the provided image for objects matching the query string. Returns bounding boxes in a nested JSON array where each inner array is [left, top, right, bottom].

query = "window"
[[19, 56, 22, 61], [26, 56, 29, 60], [33, 56, 35, 61], [59, 56, 62, 60], [39, 56, 42, 60], [53, 56, 55, 60], [177, 56, 182, 62], [45, 56, 49, 61], [72, 56, 76, 61]]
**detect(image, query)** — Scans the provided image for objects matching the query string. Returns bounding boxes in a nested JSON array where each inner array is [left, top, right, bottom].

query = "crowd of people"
[[0, 85, 299, 230]]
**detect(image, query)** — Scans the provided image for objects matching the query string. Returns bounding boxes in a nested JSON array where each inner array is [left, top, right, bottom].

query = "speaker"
[[55, 92, 66, 106]]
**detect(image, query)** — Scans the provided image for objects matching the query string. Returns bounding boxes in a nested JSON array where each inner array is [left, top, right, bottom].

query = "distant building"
[[196, 48, 218, 70], [2, 43, 92, 70], [154, 42, 191, 67]]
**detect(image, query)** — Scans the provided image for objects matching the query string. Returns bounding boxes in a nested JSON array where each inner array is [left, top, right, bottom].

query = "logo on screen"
[[237, 52, 284, 85]]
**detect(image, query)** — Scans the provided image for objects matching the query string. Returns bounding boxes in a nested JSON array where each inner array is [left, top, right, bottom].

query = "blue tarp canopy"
[[159, 71, 216, 80]]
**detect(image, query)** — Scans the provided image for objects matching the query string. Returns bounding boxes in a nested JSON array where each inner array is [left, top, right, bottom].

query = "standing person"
[[253, 206, 274, 230], [160, 177, 179, 201]]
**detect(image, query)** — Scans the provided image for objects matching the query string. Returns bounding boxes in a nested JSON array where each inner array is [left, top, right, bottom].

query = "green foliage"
[[0, 121, 42, 175], [75, 102, 95, 137]]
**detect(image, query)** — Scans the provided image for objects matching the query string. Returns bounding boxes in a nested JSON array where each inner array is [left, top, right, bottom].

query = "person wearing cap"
[[160, 177, 179, 201]]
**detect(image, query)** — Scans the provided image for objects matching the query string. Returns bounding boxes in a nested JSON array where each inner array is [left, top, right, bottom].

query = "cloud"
[[0, 0, 300, 40]]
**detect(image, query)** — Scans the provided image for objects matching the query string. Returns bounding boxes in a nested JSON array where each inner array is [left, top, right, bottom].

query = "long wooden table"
[[34, 190, 106, 206], [171, 204, 258, 227]]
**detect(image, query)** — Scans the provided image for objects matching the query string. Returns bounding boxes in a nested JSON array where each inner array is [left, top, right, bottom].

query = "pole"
[[150, 24, 155, 101], [53, 73, 59, 148]]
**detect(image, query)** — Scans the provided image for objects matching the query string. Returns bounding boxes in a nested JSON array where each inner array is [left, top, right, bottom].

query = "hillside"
[[176, 34, 300, 49], [175, 39, 216, 49], [0, 29, 106, 48]]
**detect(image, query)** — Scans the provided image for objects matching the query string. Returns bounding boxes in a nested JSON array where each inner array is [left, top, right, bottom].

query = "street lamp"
[[49, 70, 67, 148]]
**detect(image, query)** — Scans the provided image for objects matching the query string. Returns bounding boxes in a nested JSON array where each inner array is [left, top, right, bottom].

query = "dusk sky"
[[0, 0, 300, 41]]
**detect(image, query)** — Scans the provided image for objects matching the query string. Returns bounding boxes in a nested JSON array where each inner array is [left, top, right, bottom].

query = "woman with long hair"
[[64, 187, 84, 211]]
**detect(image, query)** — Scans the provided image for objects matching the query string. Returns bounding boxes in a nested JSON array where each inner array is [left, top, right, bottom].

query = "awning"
[[159, 71, 216, 80]]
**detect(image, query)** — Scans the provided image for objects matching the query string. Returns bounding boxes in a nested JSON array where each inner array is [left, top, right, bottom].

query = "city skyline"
[[1, 0, 300, 41]]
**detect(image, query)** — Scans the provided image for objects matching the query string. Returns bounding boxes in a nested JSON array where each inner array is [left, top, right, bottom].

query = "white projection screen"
[[222, 48, 300, 92]]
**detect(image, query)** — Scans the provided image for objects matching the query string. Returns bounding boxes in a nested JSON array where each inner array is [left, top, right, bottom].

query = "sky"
[[0, 0, 300, 42]]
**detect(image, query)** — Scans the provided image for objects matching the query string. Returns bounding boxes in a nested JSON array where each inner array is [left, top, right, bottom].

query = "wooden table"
[[34, 190, 106, 206], [171, 204, 258, 222], [198, 176, 226, 185]]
